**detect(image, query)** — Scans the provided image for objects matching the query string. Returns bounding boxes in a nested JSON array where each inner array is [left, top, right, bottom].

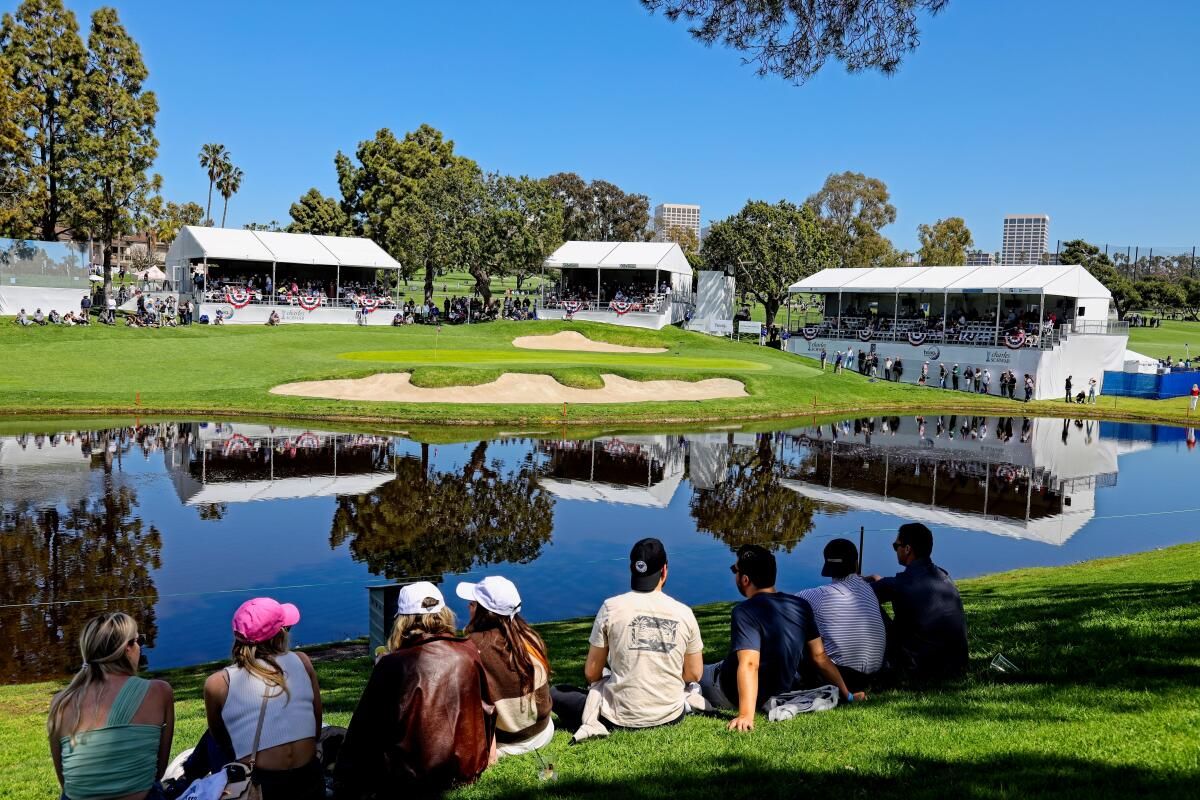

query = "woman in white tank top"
[[202, 597, 324, 800]]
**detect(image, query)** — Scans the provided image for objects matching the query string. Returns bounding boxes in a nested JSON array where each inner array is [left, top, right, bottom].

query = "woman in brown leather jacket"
[[333, 582, 495, 799]]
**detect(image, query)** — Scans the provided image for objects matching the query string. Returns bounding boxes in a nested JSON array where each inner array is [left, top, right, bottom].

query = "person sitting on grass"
[[14, 308, 32, 326], [265, 310, 281, 326], [48, 612, 175, 800], [865, 523, 968, 682], [62, 311, 77, 325], [335, 582, 494, 797], [796, 539, 886, 692], [48, 309, 62, 324], [34, 307, 47, 325], [458, 576, 554, 758], [213, 309, 224, 325], [699, 545, 865, 732], [550, 538, 703, 734], [192, 598, 324, 799]]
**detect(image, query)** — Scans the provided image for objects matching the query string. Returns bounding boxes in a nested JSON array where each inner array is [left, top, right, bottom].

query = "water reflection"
[[1, 416, 1196, 682]]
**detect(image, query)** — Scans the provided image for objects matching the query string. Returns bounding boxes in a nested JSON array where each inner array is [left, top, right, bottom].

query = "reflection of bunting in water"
[[221, 433, 254, 457], [627, 615, 679, 653]]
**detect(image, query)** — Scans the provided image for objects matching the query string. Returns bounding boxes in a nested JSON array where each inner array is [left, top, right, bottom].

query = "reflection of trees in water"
[[330, 442, 554, 580], [197, 503, 227, 521], [690, 435, 817, 552], [0, 479, 161, 682]]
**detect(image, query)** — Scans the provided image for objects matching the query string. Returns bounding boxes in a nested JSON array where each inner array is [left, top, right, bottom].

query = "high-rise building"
[[1001, 214, 1050, 265], [965, 249, 995, 266], [653, 203, 701, 246]]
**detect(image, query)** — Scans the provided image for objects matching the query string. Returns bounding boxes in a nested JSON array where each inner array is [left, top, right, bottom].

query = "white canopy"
[[791, 265, 1111, 299], [166, 226, 401, 270], [135, 265, 166, 280], [544, 241, 693, 277]]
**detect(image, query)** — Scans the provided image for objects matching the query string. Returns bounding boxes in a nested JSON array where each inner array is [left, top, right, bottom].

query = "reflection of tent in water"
[[780, 416, 1119, 546], [537, 435, 686, 508], [0, 434, 98, 508], [167, 423, 396, 505]]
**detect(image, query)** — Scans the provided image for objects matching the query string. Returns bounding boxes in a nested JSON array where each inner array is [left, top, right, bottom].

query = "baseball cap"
[[630, 538, 667, 592], [232, 597, 300, 644], [821, 538, 859, 578], [395, 581, 446, 616], [456, 576, 522, 617]]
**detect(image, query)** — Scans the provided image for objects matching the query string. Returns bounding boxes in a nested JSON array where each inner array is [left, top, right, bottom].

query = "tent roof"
[[544, 241, 693, 276], [538, 471, 683, 508], [166, 226, 401, 270], [181, 472, 396, 505], [790, 265, 1111, 299]]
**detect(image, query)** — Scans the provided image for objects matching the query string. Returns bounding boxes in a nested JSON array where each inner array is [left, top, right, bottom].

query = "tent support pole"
[[941, 292, 948, 343], [1038, 292, 1045, 348], [596, 269, 601, 312], [994, 292, 1002, 347], [893, 290, 900, 342], [336, 265, 340, 306], [271, 262, 276, 306], [836, 291, 842, 336]]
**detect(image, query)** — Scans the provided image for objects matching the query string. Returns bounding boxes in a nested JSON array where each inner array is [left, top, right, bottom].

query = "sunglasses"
[[892, 541, 908, 551]]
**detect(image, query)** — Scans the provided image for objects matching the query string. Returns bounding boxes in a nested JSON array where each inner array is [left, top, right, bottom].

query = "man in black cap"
[[550, 538, 703, 732], [700, 545, 865, 732], [865, 523, 968, 681], [796, 539, 886, 691]]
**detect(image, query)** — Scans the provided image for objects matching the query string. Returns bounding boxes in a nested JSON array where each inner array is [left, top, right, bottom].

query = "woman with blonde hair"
[[458, 576, 554, 757], [202, 597, 323, 799], [48, 611, 174, 800], [334, 581, 494, 797]]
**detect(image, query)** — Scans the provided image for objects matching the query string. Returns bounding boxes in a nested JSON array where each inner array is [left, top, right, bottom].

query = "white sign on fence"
[[709, 319, 734, 336], [737, 321, 762, 337]]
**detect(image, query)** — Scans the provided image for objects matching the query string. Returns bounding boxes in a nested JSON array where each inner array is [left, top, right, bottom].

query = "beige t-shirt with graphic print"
[[588, 590, 704, 728]]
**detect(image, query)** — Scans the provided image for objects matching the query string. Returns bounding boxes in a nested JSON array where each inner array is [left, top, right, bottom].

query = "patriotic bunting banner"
[[221, 433, 254, 457], [562, 300, 585, 314], [297, 294, 321, 311], [800, 326, 819, 341], [359, 297, 380, 313], [609, 300, 635, 316], [906, 331, 928, 346], [293, 432, 322, 449], [225, 288, 252, 309], [857, 329, 873, 342], [1004, 330, 1027, 349]]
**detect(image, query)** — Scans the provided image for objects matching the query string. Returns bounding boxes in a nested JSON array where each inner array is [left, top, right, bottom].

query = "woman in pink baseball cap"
[[185, 598, 324, 799]]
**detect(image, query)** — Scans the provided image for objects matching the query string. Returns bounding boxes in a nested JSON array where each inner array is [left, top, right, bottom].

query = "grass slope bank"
[[0, 320, 1196, 426], [1, 544, 1197, 799]]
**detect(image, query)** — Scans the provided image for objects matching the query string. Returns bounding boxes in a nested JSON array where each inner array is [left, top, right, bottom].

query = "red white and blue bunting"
[[906, 331, 928, 347], [1004, 330, 1026, 349], [221, 433, 254, 457], [857, 329, 873, 342], [297, 294, 321, 311], [562, 300, 585, 315], [609, 300, 635, 316], [358, 297, 380, 314], [800, 326, 819, 341], [225, 288, 252, 309]]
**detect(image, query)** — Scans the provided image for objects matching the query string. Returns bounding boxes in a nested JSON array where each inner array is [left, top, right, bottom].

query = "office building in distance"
[[965, 250, 996, 266], [1001, 214, 1050, 265], [653, 203, 701, 245]]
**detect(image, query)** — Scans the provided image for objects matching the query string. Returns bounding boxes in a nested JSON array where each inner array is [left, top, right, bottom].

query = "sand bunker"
[[271, 372, 746, 405], [511, 331, 667, 353]]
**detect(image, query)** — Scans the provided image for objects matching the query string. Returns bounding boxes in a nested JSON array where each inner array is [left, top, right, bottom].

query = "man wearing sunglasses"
[[699, 545, 865, 733], [865, 523, 968, 682]]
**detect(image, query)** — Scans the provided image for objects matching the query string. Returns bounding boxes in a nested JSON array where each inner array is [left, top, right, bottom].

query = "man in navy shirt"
[[866, 523, 968, 681], [699, 545, 865, 732]]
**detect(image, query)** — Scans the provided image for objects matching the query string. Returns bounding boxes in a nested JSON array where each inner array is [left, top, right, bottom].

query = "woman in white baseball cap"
[[458, 576, 554, 757], [334, 581, 494, 796]]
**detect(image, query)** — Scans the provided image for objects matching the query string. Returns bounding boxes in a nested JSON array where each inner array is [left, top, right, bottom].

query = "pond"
[[2, 415, 1198, 682]]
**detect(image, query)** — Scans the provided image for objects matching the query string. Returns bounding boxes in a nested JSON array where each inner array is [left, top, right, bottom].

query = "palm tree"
[[217, 166, 244, 228], [198, 143, 229, 225]]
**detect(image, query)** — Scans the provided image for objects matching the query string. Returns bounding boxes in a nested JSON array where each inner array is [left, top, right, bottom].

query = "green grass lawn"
[[1, 544, 1196, 799], [1127, 318, 1200, 361], [1, 317, 1197, 427]]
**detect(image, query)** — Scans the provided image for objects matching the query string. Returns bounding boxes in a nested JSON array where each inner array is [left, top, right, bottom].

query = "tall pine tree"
[[0, 0, 87, 240], [76, 6, 158, 301]]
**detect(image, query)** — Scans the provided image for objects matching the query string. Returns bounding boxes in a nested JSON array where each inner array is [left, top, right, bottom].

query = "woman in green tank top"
[[48, 612, 175, 800]]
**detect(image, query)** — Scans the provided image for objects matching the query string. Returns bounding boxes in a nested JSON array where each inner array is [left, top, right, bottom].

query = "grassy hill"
[[1, 544, 1196, 799]]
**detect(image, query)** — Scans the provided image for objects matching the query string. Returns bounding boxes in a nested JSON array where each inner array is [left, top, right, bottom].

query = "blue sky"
[[42, 0, 1200, 251]]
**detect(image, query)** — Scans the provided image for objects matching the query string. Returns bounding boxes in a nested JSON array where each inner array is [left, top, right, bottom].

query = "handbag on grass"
[[181, 689, 271, 800]]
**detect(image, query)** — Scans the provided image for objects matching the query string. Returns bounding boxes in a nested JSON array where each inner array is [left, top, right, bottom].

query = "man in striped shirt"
[[796, 538, 886, 691]]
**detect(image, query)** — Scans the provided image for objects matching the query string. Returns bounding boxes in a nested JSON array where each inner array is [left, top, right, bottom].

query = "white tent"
[[791, 264, 1111, 300], [135, 265, 166, 281], [165, 226, 401, 271], [544, 241, 693, 276]]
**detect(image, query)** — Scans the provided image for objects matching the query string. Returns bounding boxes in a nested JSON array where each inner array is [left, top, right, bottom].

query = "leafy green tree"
[[690, 435, 817, 552], [243, 220, 282, 232], [0, 54, 29, 235], [198, 143, 228, 226], [75, 6, 158, 303], [643, 0, 950, 85], [1059, 240, 1141, 320], [479, 174, 564, 297], [335, 125, 483, 297], [287, 188, 354, 235], [216, 164, 243, 228], [0, 0, 87, 240], [1178, 276, 1200, 321], [546, 172, 650, 242], [1134, 277, 1185, 317], [806, 171, 898, 267], [701, 199, 835, 326], [916, 216, 972, 265]]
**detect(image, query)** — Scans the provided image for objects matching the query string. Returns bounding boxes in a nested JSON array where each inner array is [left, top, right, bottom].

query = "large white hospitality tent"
[[789, 264, 1113, 332], [165, 226, 402, 297], [542, 241, 693, 299]]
